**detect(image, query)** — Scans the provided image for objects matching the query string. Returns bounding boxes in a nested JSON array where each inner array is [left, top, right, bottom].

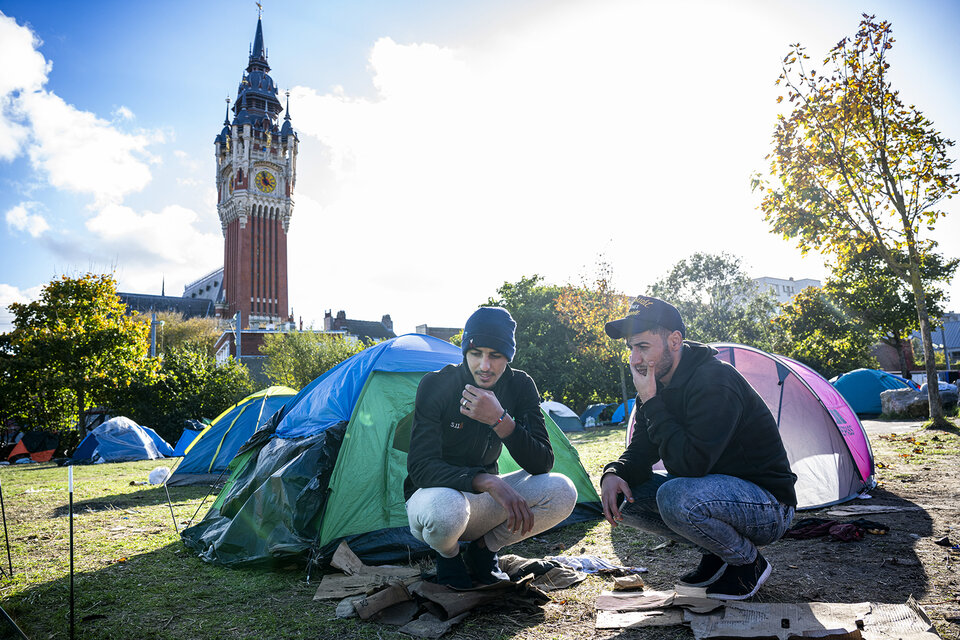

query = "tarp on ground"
[[166, 386, 296, 486], [70, 417, 173, 464], [541, 400, 584, 432], [182, 333, 601, 568], [832, 368, 918, 415]]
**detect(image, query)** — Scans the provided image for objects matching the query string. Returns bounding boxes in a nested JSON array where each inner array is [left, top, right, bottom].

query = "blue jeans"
[[620, 472, 794, 566]]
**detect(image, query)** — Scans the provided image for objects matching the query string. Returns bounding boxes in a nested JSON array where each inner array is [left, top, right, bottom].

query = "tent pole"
[[186, 465, 232, 528], [68, 467, 74, 640], [162, 483, 179, 532], [0, 475, 12, 578], [0, 605, 29, 639]]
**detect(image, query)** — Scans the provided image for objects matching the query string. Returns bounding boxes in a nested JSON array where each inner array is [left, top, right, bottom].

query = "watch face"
[[255, 170, 277, 193]]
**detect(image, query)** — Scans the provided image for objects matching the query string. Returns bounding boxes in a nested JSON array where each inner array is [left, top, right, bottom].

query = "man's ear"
[[668, 331, 683, 351]]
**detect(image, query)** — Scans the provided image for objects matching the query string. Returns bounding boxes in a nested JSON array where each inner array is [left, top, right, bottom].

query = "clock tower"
[[215, 15, 298, 328]]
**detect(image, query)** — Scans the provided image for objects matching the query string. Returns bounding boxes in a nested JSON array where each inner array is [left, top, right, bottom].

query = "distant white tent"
[[540, 400, 583, 432]]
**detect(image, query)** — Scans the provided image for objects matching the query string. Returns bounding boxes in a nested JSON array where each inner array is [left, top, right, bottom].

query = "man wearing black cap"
[[600, 295, 797, 600], [404, 307, 577, 588]]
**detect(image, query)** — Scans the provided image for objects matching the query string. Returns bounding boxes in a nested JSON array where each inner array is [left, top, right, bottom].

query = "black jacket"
[[603, 341, 798, 507], [404, 362, 553, 500]]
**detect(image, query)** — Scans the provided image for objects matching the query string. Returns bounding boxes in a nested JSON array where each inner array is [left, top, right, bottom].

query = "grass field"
[[0, 427, 635, 640], [2, 421, 958, 640]]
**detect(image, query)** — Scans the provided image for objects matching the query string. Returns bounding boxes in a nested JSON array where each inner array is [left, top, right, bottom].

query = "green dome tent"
[[181, 334, 600, 568]]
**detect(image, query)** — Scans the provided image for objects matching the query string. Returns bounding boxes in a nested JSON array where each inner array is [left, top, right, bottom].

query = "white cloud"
[[0, 13, 50, 160], [0, 14, 162, 205], [0, 282, 42, 333], [112, 105, 134, 120], [284, 3, 831, 332], [20, 90, 161, 205], [5, 201, 49, 237], [85, 203, 222, 293]]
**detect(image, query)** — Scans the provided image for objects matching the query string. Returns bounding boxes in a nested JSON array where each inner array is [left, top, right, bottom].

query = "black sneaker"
[[464, 540, 509, 585], [679, 553, 728, 587], [705, 553, 771, 600], [434, 552, 472, 589]]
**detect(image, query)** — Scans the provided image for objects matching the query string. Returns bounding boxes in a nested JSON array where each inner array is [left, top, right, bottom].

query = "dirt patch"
[[427, 426, 960, 640]]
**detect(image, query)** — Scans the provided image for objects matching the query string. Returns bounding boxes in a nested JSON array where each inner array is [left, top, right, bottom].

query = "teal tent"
[[167, 386, 297, 486], [181, 334, 600, 567], [831, 368, 918, 416]]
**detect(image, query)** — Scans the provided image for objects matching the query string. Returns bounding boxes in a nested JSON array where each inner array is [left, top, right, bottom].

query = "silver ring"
[[462, 399, 468, 407]]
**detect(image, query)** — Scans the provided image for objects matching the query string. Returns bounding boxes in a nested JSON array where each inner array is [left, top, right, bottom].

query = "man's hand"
[[631, 360, 657, 403], [600, 474, 633, 527], [461, 385, 507, 426], [473, 473, 534, 535]]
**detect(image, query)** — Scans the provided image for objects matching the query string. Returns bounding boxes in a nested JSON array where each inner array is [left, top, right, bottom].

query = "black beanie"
[[462, 307, 517, 361]]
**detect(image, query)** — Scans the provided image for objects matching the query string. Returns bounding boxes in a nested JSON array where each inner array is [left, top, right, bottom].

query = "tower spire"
[[250, 15, 266, 65], [284, 91, 291, 120]]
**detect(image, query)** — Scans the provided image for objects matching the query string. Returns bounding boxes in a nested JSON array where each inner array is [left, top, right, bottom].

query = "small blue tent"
[[831, 368, 918, 415], [71, 417, 173, 463], [611, 398, 636, 423], [167, 386, 297, 486], [580, 403, 608, 427], [173, 428, 204, 457]]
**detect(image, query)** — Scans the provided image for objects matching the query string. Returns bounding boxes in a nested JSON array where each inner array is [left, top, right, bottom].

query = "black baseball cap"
[[604, 295, 686, 340]]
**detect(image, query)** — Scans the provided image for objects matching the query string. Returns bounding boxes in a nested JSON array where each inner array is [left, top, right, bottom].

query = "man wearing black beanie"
[[404, 307, 577, 588]]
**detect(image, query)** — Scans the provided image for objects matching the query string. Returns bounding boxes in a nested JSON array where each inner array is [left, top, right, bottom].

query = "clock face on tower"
[[254, 170, 277, 193]]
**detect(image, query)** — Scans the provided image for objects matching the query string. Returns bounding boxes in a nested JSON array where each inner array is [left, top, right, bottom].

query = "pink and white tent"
[[627, 343, 875, 510]]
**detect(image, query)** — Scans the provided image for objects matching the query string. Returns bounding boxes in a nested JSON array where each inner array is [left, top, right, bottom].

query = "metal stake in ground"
[[68, 466, 74, 640], [0, 474, 12, 577]]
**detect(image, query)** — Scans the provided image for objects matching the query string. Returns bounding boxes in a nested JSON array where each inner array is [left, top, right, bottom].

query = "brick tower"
[[214, 15, 298, 328]]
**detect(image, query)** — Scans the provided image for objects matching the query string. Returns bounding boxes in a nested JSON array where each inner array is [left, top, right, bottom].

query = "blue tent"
[[173, 428, 204, 457], [167, 386, 297, 486], [831, 368, 918, 415], [71, 417, 173, 463], [611, 398, 636, 423], [580, 403, 607, 426]]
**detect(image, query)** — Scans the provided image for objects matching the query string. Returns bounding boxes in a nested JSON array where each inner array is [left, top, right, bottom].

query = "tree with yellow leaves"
[[754, 15, 959, 426]]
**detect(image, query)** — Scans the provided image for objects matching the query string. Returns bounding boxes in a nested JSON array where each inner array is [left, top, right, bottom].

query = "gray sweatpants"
[[405, 470, 578, 558]]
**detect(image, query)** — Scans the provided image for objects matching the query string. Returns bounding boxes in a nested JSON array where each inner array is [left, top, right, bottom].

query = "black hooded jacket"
[[403, 361, 554, 501], [603, 341, 798, 507]]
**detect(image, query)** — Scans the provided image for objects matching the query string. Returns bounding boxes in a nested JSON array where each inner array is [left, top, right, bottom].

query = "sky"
[[2, 0, 959, 335]]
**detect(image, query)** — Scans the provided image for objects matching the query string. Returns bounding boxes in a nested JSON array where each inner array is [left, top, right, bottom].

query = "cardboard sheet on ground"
[[685, 601, 873, 639], [398, 612, 470, 639], [313, 542, 421, 600], [686, 599, 940, 640], [824, 504, 924, 517], [596, 586, 722, 615], [596, 609, 685, 629]]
